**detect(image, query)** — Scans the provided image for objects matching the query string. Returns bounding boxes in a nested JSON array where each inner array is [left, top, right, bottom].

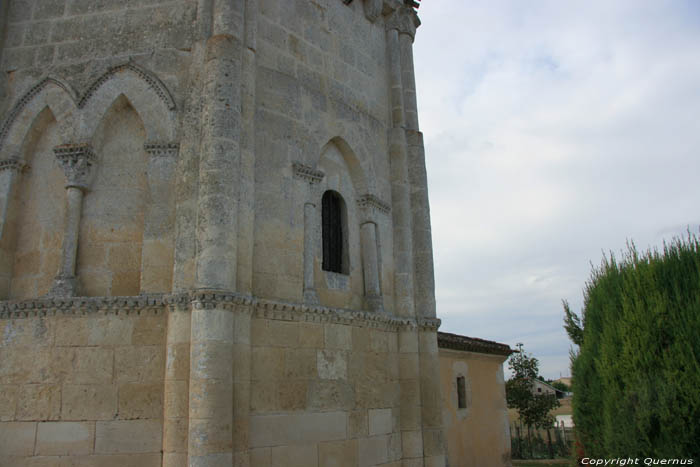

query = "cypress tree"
[[564, 234, 700, 459]]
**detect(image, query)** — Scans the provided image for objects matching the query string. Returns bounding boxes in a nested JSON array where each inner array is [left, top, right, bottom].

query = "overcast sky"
[[413, 0, 700, 379]]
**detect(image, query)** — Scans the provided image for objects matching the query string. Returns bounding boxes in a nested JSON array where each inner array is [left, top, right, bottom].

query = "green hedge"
[[565, 235, 700, 458]]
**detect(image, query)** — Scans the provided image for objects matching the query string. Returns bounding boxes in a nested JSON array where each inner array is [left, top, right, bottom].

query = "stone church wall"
[[0, 0, 449, 465], [0, 310, 166, 466]]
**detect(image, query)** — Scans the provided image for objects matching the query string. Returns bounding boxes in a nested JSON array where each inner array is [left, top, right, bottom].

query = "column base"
[[365, 294, 384, 313], [48, 275, 78, 297], [303, 287, 319, 305]]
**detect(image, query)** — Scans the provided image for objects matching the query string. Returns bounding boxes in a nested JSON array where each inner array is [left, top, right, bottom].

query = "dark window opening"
[[322, 190, 345, 273], [457, 376, 466, 409]]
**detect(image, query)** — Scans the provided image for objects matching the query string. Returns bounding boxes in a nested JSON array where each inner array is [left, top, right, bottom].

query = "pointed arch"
[[5, 106, 67, 299], [78, 94, 149, 296], [0, 76, 78, 158], [77, 63, 177, 142]]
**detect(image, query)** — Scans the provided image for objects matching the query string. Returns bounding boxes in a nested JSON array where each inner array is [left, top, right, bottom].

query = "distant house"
[[438, 331, 514, 467], [531, 379, 566, 398]]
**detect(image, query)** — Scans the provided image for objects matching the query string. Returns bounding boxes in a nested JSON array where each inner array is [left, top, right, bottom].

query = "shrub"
[[564, 234, 700, 458]]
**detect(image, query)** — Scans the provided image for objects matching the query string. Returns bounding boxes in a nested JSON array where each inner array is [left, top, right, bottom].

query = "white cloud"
[[414, 0, 700, 378]]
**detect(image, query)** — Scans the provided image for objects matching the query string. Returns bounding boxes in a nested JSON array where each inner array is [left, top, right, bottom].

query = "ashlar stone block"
[[317, 349, 347, 380], [0, 422, 36, 457], [368, 408, 392, 436], [35, 421, 95, 456], [95, 420, 162, 454], [270, 444, 318, 467]]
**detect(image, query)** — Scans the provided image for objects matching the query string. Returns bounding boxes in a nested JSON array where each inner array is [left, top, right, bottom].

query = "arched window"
[[322, 190, 347, 273]]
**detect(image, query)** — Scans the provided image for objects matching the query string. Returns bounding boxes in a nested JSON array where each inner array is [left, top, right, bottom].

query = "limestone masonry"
[[0, 0, 511, 466]]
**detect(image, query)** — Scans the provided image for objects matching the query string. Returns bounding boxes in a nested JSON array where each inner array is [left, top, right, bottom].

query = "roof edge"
[[437, 331, 514, 357]]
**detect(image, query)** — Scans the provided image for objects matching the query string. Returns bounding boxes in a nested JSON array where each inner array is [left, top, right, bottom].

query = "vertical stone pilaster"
[[293, 162, 324, 305], [386, 28, 405, 129], [407, 131, 436, 318], [142, 143, 179, 294], [188, 297, 235, 467], [0, 157, 27, 298], [49, 143, 96, 297], [237, 0, 259, 295], [386, 9, 416, 318], [213, 0, 238, 37], [358, 194, 390, 312], [399, 31, 420, 132], [419, 321, 446, 467], [232, 308, 252, 467], [163, 307, 192, 467], [391, 5, 437, 319], [195, 34, 242, 291], [197, 0, 214, 39], [398, 327, 424, 464]]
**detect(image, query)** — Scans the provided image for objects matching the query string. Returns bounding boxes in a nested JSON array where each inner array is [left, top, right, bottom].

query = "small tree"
[[551, 381, 570, 393], [506, 343, 560, 458]]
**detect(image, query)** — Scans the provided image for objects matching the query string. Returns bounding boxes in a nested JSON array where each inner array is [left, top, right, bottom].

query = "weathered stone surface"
[[0, 0, 513, 464], [35, 422, 94, 456], [95, 420, 162, 454], [250, 412, 347, 447], [0, 422, 36, 456]]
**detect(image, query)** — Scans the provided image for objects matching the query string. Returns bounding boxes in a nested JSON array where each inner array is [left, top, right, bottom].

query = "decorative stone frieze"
[[417, 316, 441, 331], [0, 292, 436, 333], [78, 63, 176, 111], [53, 143, 97, 190], [357, 194, 390, 212], [357, 193, 390, 227], [0, 77, 78, 150], [357, 193, 390, 215], [144, 142, 180, 157], [0, 157, 27, 173], [292, 161, 325, 184]]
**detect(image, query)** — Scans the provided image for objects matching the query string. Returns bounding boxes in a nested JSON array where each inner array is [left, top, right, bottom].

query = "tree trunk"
[[547, 427, 554, 458], [528, 425, 533, 458]]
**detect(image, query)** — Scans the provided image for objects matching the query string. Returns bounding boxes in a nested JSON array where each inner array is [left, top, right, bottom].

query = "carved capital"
[[364, 0, 382, 22], [144, 142, 180, 157], [0, 156, 27, 173], [292, 161, 325, 185], [384, 5, 420, 38], [53, 143, 96, 190], [357, 193, 390, 224]]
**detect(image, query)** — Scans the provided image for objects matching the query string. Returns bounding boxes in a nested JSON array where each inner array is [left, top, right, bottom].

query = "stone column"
[[189, 294, 235, 467], [163, 305, 191, 467], [358, 194, 390, 312], [194, 34, 242, 291], [0, 157, 27, 297], [49, 143, 96, 297], [399, 30, 420, 132], [293, 162, 324, 305], [142, 143, 179, 294], [385, 7, 416, 318], [398, 16, 437, 319]]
